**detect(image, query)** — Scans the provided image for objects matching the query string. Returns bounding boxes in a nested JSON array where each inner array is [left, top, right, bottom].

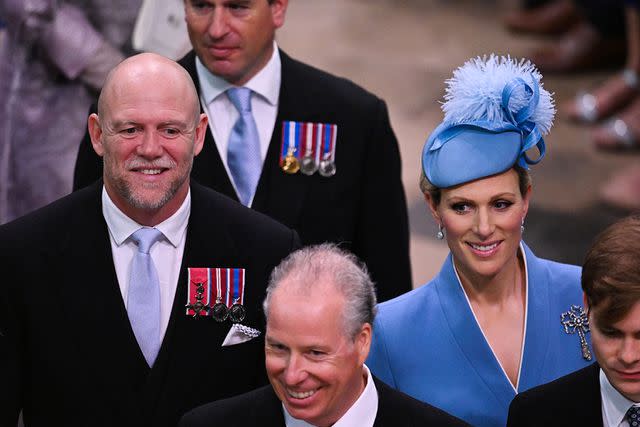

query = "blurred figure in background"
[[0, 0, 141, 224], [504, 0, 626, 73]]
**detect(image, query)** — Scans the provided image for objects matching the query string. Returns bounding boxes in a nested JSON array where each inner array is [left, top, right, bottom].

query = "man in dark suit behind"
[[180, 244, 469, 427], [0, 53, 299, 427], [507, 215, 640, 427], [74, 0, 412, 303]]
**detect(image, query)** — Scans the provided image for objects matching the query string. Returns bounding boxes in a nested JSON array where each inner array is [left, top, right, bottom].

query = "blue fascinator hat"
[[422, 55, 555, 189]]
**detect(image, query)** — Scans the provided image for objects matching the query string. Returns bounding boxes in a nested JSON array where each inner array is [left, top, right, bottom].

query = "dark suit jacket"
[[179, 376, 470, 427], [74, 50, 411, 302], [507, 363, 603, 426], [0, 181, 300, 427]]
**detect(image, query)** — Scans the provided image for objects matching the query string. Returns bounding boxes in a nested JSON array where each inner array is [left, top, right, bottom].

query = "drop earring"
[[436, 224, 444, 240], [521, 218, 525, 234]]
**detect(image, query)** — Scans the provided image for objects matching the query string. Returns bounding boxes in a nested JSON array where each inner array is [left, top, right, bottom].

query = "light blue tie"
[[227, 87, 262, 206], [127, 227, 164, 367]]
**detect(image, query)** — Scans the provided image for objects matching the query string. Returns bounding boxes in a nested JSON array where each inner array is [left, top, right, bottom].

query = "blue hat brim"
[[422, 123, 522, 188]]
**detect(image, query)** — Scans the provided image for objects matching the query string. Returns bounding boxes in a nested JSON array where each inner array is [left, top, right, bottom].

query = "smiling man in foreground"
[[0, 52, 299, 427], [180, 244, 468, 427]]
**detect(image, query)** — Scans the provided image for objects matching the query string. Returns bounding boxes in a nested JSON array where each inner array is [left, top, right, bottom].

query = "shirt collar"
[[195, 41, 281, 107], [282, 364, 378, 427], [600, 367, 639, 427], [101, 186, 191, 247]]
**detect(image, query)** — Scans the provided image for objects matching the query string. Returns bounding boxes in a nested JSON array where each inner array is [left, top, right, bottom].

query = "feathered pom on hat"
[[442, 54, 555, 135]]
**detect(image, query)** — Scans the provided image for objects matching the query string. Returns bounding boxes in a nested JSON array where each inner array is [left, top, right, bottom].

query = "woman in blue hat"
[[367, 55, 593, 427]]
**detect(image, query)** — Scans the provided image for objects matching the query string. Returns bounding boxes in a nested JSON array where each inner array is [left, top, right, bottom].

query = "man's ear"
[[270, 0, 288, 29], [583, 292, 589, 314], [193, 113, 208, 157], [356, 323, 372, 365], [87, 113, 105, 157]]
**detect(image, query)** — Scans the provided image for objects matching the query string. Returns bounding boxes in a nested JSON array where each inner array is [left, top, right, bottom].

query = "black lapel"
[[251, 386, 286, 427], [251, 51, 310, 228], [139, 182, 246, 412], [577, 363, 605, 425], [179, 52, 239, 202], [56, 182, 148, 419]]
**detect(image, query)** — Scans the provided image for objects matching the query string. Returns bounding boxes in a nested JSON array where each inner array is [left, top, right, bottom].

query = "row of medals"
[[187, 281, 246, 323], [282, 147, 336, 177]]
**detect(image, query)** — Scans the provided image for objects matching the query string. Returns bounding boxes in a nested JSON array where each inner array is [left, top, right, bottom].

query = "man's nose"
[[136, 131, 163, 158], [283, 354, 309, 385], [207, 8, 230, 39]]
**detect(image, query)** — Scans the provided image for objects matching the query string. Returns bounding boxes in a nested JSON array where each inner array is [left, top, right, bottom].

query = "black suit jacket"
[[0, 181, 299, 427], [507, 363, 603, 426], [74, 50, 411, 302], [179, 376, 470, 427]]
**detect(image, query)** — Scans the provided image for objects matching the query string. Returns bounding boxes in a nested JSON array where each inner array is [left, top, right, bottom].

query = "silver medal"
[[300, 156, 318, 175], [319, 159, 336, 177]]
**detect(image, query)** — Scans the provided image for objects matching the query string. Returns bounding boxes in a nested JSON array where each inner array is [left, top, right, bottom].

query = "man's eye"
[[163, 128, 179, 136], [122, 128, 138, 135], [228, 2, 249, 10]]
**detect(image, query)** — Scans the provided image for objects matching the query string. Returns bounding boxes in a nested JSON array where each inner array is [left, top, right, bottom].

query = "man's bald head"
[[98, 53, 201, 124], [88, 52, 208, 226]]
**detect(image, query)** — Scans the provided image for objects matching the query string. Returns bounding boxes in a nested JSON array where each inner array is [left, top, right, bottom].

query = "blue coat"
[[367, 243, 592, 427]]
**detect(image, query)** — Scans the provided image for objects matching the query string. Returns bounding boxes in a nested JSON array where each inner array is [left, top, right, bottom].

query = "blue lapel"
[[435, 253, 517, 409], [517, 242, 551, 392], [435, 242, 549, 407]]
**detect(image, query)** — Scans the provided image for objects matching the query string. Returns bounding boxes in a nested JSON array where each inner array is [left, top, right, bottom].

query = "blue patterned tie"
[[227, 87, 262, 206], [628, 406, 640, 427], [127, 227, 164, 367]]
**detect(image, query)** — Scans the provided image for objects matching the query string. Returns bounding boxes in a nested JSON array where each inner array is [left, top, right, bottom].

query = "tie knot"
[[130, 227, 164, 254], [227, 87, 252, 113], [627, 406, 640, 426]]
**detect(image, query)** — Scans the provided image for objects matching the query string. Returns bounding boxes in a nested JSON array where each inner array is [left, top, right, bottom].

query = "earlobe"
[[87, 114, 105, 157], [358, 323, 372, 364], [271, 0, 288, 28], [193, 113, 208, 157]]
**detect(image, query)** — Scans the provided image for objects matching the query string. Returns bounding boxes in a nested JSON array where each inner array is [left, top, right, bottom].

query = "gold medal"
[[282, 146, 300, 174]]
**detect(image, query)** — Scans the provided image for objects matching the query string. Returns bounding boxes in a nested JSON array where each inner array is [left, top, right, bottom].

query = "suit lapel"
[[138, 183, 246, 412], [181, 50, 310, 226], [181, 52, 239, 202], [252, 386, 286, 427], [569, 363, 603, 425], [56, 183, 148, 417], [252, 51, 309, 227], [518, 243, 552, 391], [435, 254, 517, 409]]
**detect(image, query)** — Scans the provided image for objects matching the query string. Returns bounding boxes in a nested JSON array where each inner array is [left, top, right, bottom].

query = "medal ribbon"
[[321, 124, 337, 162], [280, 121, 301, 165], [186, 268, 210, 316], [231, 268, 245, 305]]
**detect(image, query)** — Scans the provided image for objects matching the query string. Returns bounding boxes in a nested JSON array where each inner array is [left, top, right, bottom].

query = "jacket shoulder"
[[179, 386, 279, 427], [280, 51, 383, 107], [191, 182, 296, 240], [374, 378, 470, 426], [508, 363, 600, 424], [0, 184, 100, 250]]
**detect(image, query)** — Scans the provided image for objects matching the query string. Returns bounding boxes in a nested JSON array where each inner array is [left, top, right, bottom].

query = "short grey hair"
[[263, 243, 377, 340]]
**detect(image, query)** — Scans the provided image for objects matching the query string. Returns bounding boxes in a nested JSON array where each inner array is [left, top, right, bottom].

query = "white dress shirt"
[[600, 368, 640, 427], [102, 187, 189, 341], [283, 364, 379, 427], [195, 41, 281, 207]]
